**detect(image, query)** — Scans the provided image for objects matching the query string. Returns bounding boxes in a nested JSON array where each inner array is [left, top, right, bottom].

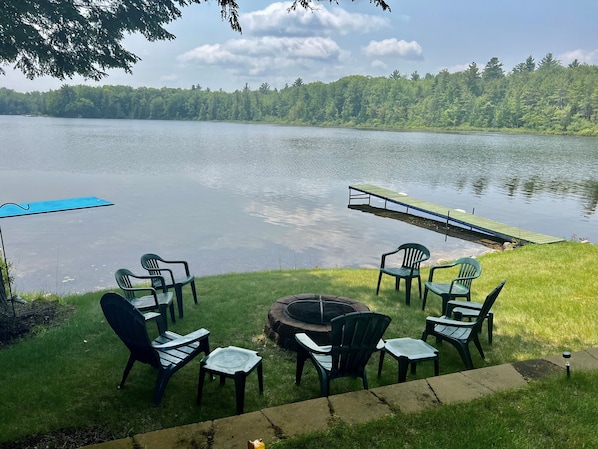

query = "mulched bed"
[[0, 298, 73, 348], [0, 299, 113, 448]]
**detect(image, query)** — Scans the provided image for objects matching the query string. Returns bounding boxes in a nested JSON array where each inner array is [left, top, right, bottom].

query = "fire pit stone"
[[265, 293, 370, 350]]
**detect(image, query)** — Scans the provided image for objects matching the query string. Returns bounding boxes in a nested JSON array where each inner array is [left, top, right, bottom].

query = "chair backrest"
[[398, 243, 430, 269], [140, 253, 168, 289], [455, 257, 482, 289], [472, 280, 506, 333], [140, 253, 163, 274], [329, 311, 391, 378], [100, 292, 161, 367], [114, 268, 138, 301]]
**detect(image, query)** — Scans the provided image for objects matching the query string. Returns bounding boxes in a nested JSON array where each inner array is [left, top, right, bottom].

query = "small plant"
[[0, 251, 14, 313]]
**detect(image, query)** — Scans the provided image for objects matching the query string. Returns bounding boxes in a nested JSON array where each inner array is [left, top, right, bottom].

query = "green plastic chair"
[[422, 280, 506, 370], [446, 297, 495, 345], [100, 292, 210, 404], [295, 311, 391, 397], [422, 257, 482, 313], [141, 253, 198, 319], [376, 243, 430, 306], [115, 268, 175, 333]]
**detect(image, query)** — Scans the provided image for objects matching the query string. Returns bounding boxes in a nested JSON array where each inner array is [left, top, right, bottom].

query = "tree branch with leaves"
[[0, 0, 390, 80]]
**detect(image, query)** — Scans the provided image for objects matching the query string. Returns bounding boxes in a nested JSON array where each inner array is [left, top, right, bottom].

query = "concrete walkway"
[[83, 348, 598, 449]]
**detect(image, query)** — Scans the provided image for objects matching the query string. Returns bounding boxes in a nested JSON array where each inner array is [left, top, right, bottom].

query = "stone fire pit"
[[265, 293, 370, 350]]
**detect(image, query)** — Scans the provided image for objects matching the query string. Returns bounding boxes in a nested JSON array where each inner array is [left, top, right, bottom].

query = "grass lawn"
[[0, 241, 597, 447]]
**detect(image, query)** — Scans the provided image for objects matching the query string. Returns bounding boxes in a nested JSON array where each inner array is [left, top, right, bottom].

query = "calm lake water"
[[1, 115, 597, 295]]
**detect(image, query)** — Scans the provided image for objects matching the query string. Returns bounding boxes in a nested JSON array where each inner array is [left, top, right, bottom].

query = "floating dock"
[[349, 184, 565, 245]]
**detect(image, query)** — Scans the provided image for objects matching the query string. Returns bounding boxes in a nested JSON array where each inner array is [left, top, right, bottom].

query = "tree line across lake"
[[1, 54, 598, 136]]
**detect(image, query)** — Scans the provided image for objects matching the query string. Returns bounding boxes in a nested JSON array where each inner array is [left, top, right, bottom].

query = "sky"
[[1, 0, 597, 93]]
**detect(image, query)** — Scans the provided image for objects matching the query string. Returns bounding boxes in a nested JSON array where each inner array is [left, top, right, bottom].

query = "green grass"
[[271, 371, 598, 449], [0, 241, 597, 447]]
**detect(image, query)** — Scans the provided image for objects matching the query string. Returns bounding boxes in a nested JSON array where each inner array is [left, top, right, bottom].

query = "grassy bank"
[[0, 241, 597, 446]]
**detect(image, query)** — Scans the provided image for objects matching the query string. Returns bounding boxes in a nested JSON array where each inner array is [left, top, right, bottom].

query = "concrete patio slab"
[[543, 349, 598, 373], [212, 411, 277, 449], [583, 347, 598, 360], [262, 397, 331, 438], [461, 364, 528, 392], [372, 379, 439, 413], [427, 372, 494, 404], [81, 351, 598, 449], [134, 421, 212, 449], [328, 390, 393, 425]]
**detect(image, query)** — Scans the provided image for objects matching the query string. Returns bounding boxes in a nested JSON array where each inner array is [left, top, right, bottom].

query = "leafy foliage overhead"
[[0, 0, 390, 80]]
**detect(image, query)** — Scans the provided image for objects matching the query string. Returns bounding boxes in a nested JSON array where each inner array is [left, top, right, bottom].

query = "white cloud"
[[178, 43, 237, 64], [444, 63, 471, 73], [371, 60, 387, 70], [241, 1, 389, 36], [558, 49, 598, 65], [363, 38, 423, 60], [178, 36, 346, 78]]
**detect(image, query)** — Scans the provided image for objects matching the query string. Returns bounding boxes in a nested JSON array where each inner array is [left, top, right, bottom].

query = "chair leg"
[[422, 287, 429, 310], [190, 279, 198, 304], [377, 350, 386, 377], [197, 366, 207, 405], [154, 369, 173, 405], [405, 277, 412, 306], [118, 356, 136, 389], [376, 271, 383, 295], [488, 312, 494, 345], [257, 361, 264, 394], [472, 335, 485, 359], [417, 276, 422, 299], [169, 302, 176, 323], [234, 371, 247, 414], [398, 358, 409, 383], [457, 343, 475, 370], [174, 285, 184, 319], [316, 368, 330, 397], [441, 294, 451, 315], [362, 370, 369, 390], [295, 348, 309, 384]]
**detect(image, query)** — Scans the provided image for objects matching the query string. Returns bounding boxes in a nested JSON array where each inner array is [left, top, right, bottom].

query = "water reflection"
[[1, 116, 596, 294]]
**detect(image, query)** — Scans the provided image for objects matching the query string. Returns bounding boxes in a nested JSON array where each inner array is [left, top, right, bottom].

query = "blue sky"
[[2, 0, 597, 93]]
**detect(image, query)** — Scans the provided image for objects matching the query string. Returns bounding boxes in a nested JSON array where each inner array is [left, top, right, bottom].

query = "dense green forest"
[[2, 54, 598, 135]]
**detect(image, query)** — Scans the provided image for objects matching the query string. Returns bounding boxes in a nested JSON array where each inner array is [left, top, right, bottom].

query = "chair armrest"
[[129, 273, 168, 291], [143, 311, 162, 321], [146, 267, 176, 286], [446, 300, 482, 316], [426, 316, 476, 328], [153, 328, 210, 349], [295, 333, 332, 354], [159, 259, 191, 276], [380, 249, 400, 268], [427, 262, 457, 281]]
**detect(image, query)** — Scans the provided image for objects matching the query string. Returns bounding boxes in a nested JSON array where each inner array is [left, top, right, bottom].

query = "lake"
[[1, 115, 596, 295]]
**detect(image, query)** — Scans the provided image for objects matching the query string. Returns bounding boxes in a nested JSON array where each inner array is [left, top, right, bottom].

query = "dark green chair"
[[141, 253, 198, 319], [100, 292, 210, 404], [295, 311, 391, 397], [446, 297, 495, 344], [422, 280, 506, 369], [376, 243, 430, 306], [422, 257, 482, 313], [115, 268, 175, 333]]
